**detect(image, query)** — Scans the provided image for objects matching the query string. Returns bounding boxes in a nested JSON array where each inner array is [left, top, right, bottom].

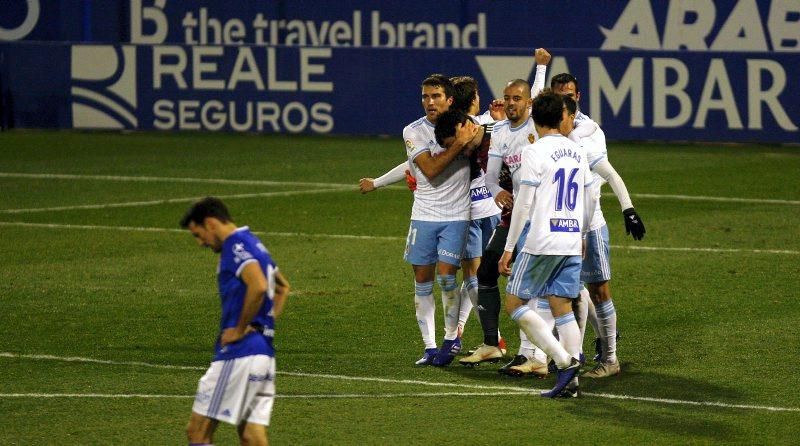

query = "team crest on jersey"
[[528, 134, 535, 144], [405, 139, 415, 150], [232, 243, 254, 263]]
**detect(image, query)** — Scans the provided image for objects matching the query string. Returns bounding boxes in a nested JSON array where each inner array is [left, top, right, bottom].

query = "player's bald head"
[[505, 79, 531, 98]]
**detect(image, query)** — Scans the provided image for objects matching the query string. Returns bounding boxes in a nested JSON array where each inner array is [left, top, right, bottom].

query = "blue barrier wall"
[[1, 0, 798, 142]]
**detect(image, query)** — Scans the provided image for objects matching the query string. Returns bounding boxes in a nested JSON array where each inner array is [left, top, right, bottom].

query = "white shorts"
[[192, 354, 276, 426]]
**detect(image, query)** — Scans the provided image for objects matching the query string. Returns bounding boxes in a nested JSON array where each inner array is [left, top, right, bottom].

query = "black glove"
[[623, 208, 645, 240]]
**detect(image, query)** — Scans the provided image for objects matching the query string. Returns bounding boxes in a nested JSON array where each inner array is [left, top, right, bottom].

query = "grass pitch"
[[0, 130, 798, 444]]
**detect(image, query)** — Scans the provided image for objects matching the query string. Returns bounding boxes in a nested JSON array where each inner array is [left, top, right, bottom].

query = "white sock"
[[510, 305, 571, 368], [575, 288, 590, 349], [457, 277, 478, 335], [536, 297, 556, 331], [525, 300, 546, 363], [554, 312, 581, 359], [587, 297, 600, 343], [414, 281, 436, 349], [532, 347, 548, 364], [596, 299, 618, 363], [518, 328, 534, 358], [438, 275, 460, 340]]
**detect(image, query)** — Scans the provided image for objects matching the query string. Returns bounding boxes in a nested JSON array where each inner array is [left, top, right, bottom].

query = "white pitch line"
[[0, 172, 353, 189], [0, 391, 530, 400], [2, 352, 798, 412], [0, 188, 350, 214], [0, 221, 796, 255], [1, 171, 797, 205], [631, 193, 800, 206]]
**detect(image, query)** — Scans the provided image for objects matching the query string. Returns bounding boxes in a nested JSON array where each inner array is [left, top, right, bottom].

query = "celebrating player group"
[[358, 48, 646, 398]]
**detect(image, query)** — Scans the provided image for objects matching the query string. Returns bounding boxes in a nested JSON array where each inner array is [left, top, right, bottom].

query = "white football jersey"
[[488, 117, 539, 196], [404, 117, 470, 221], [518, 134, 593, 256], [469, 117, 501, 220], [574, 111, 608, 231]]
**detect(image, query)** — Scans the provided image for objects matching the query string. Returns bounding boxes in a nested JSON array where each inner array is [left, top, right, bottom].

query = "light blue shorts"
[[582, 224, 611, 283], [506, 253, 582, 301], [464, 214, 501, 259], [404, 220, 470, 266]]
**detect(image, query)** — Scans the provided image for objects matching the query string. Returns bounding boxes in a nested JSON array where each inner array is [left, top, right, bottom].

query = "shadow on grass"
[[427, 358, 744, 442]]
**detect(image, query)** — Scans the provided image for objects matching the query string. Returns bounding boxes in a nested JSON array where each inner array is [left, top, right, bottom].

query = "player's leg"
[[504, 253, 576, 369], [584, 281, 620, 377], [582, 225, 620, 378], [459, 223, 504, 366], [187, 412, 217, 445], [574, 287, 591, 351], [238, 355, 274, 446], [238, 423, 268, 446], [188, 361, 226, 444], [457, 257, 480, 339], [431, 220, 470, 366], [404, 221, 440, 365]]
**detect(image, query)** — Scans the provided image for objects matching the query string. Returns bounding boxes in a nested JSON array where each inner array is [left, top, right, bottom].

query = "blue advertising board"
[[0, 0, 798, 142]]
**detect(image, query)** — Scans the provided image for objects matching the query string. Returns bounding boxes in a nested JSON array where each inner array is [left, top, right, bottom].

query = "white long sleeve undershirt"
[[593, 158, 634, 211], [373, 162, 407, 188]]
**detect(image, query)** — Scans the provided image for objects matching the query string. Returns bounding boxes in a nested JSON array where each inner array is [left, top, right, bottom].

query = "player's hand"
[[404, 170, 417, 191], [494, 190, 513, 210], [534, 48, 551, 65], [453, 120, 479, 151], [359, 178, 376, 194], [498, 250, 514, 277], [489, 99, 506, 120], [623, 207, 646, 240]]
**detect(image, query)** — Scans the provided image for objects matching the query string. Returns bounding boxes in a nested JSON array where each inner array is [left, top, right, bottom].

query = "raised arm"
[[530, 48, 551, 98]]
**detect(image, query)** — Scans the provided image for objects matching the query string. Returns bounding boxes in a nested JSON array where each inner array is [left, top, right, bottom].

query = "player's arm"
[[568, 118, 599, 144], [499, 182, 534, 276], [530, 48, 551, 99], [582, 166, 599, 235], [271, 269, 290, 320], [415, 122, 476, 179], [359, 162, 407, 194], [485, 155, 512, 209], [221, 261, 267, 346], [593, 158, 646, 240]]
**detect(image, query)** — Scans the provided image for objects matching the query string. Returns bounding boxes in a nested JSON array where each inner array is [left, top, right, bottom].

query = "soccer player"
[[550, 72, 646, 378], [483, 52, 553, 377], [359, 75, 505, 364], [181, 197, 290, 446], [498, 90, 596, 398], [431, 109, 505, 366], [403, 74, 476, 366]]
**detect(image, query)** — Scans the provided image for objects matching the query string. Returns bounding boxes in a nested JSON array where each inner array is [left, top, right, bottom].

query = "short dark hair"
[[179, 196, 232, 228], [550, 73, 579, 93], [422, 73, 455, 99], [562, 94, 577, 116], [505, 79, 531, 97], [531, 89, 564, 129], [450, 76, 478, 113], [434, 110, 470, 146]]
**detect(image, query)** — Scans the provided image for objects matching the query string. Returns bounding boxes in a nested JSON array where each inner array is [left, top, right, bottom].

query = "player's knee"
[[239, 424, 267, 446], [436, 274, 457, 292], [476, 260, 499, 288], [504, 296, 522, 316], [587, 282, 610, 302]]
